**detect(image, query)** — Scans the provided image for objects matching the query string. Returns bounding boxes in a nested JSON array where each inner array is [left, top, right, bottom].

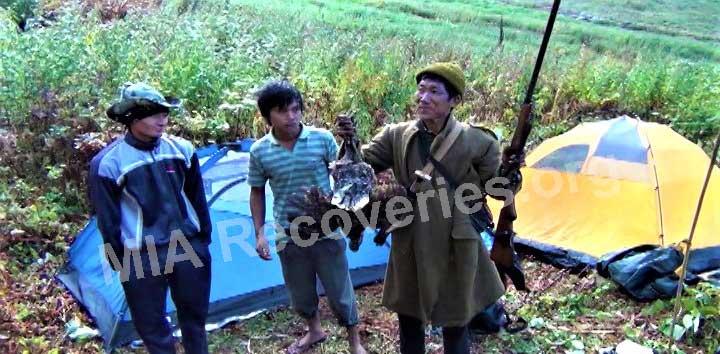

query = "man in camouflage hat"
[[89, 83, 212, 354], [337, 62, 509, 354]]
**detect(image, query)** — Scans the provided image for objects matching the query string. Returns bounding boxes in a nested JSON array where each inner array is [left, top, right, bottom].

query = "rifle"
[[490, 0, 562, 291]]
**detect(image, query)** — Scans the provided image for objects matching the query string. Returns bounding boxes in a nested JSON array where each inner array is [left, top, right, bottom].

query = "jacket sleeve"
[[185, 153, 213, 243], [360, 125, 395, 173], [472, 136, 501, 189], [88, 160, 124, 262]]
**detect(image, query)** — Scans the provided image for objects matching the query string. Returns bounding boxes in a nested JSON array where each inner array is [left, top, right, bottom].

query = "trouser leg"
[[121, 250, 176, 354], [442, 325, 470, 354], [278, 242, 320, 320], [313, 238, 359, 327], [398, 314, 425, 354], [166, 238, 212, 354]]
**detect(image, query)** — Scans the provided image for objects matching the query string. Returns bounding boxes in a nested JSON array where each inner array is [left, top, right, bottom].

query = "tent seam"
[[641, 123, 665, 246]]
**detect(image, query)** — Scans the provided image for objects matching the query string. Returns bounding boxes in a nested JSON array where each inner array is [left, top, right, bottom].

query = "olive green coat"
[[361, 116, 505, 327]]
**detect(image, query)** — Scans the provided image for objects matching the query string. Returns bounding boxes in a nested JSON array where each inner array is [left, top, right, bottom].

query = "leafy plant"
[[0, 0, 37, 28], [658, 284, 720, 348], [1, 1, 719, 352]]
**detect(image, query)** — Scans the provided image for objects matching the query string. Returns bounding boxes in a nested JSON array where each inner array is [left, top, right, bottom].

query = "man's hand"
[[490, 232, 514, 267], [501, 147, 526, 172], [255, 235, 272, 261], [104, 246, 124, 272], [498, 147, 524, 195], [490, 241, 513, 268], [335, 113, 357, 138]]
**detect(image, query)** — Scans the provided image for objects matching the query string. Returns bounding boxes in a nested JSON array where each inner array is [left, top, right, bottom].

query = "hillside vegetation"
[[0, 0, 718, 352]]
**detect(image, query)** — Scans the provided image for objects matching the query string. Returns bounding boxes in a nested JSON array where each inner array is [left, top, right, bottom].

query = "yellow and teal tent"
[[492, 116, 720, 272]]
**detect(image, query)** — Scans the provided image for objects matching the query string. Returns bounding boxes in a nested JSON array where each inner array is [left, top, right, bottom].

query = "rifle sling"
[[409, 122, 462, 193]]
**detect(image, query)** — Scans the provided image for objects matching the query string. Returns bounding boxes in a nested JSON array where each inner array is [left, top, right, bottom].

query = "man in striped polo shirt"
[[248, 81, 366, 354]]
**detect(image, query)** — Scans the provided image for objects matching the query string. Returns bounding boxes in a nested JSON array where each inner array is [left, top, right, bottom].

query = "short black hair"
[[418, 72, 460, 100], [255, 80, 304, 125]]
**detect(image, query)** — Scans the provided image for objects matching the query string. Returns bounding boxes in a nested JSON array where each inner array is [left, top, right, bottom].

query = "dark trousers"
[[121, 237, 211, 354], [398, 314, 470, 354]]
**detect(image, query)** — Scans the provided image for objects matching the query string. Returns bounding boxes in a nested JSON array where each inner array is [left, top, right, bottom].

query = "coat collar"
[[397, 115, 458, 184], [429, 115, 459, 153], [125, 131, 161, 151], [401, 115, 458, 156]]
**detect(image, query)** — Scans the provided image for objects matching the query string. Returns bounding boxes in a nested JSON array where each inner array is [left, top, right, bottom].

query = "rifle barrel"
[[523, 0, 562, 105]]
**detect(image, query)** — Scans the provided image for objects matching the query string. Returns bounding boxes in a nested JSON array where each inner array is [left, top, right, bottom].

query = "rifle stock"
[[496, 103, 532, 238]]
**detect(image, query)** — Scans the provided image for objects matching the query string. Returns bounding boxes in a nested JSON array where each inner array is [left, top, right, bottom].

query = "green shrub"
[[0, 0, 718, 241], [0, 0, 37, 27]]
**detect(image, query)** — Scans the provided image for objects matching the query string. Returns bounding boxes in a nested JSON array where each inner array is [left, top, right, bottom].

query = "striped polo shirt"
[[248, 124, 338, 236]]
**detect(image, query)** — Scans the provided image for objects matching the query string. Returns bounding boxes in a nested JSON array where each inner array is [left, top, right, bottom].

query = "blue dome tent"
[[57, 139, 390, 352]]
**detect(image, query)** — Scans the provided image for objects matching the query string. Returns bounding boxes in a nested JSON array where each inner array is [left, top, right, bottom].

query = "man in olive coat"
[[337, 62, 505, 354]]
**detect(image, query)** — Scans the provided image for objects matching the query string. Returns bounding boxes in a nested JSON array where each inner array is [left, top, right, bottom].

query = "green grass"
[[1, 1, 718, 148], [505, 0, 720, 42], [1, 0, 717, 147], [104, 262, 718, 354], [235, 0, 720, 62], [1, 0, 720, 352]]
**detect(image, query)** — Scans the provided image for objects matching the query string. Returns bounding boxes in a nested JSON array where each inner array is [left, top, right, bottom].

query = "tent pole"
[[644, 126, 666, 246], [106, 299, 129, 353], [668, 126, 720, 347]]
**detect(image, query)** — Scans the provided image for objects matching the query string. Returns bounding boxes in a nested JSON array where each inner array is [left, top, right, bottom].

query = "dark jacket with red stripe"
[[89, 132, 211, 258]]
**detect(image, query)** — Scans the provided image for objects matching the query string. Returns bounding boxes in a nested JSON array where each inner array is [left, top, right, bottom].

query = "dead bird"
[[329, 113, 376, 250], [286, 114, 407, 251]]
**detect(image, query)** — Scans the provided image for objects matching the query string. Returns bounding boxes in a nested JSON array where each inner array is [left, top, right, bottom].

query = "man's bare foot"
[[347, 325, 367, 354], [349, 343, 368, 354], [287, 330, 327, 354]]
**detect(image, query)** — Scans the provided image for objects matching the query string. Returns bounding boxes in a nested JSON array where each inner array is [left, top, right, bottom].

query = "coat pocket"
[[450, 208, 481, 240]]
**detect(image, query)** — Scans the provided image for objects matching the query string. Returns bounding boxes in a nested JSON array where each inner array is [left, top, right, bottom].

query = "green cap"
[[415, 62, 465, 96], [106, 82, 181, 124]]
